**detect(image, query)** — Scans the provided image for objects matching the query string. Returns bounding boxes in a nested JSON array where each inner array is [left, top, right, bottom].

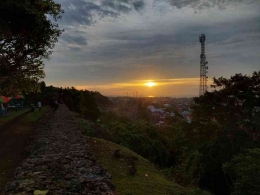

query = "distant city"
[[109, 97, 193, 125]]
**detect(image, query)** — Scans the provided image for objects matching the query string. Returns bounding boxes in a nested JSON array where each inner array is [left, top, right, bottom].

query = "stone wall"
[[4, 105, 115, 195]]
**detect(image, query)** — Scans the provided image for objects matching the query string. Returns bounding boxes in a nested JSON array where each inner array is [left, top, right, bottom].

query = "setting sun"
[[145, 81, 157, 87]]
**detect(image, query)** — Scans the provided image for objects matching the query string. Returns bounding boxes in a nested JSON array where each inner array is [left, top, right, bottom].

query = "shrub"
[[223, 148, 260, 195]]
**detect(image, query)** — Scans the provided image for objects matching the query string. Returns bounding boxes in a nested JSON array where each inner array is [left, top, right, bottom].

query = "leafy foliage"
[[85, 136, 211, 195], [148, 71, 260, 194], [0, 0, 63, 95], [185, 71, 260, 194], [78, 90, 100, 121], [80, 112, 172, 168], [193, 71, 260, 143], [223, 148, 260, 195]]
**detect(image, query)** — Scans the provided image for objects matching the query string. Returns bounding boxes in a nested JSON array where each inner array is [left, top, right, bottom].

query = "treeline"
[[80, 71, 260, 195], [24, 82, 112, 121]]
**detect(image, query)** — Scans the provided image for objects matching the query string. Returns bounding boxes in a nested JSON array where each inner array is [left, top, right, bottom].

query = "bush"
[[97, 115, 171, 167], [223, 148, 260, 195]]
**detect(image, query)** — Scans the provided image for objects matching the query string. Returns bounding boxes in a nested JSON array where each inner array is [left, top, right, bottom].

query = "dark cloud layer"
[[56, 0, 145, 26], [168, 0, 255, 11], [45, 0, 260, 96]]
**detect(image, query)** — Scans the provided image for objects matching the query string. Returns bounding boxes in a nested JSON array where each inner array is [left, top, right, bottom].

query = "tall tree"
[[0, 0, 63, 95], [188, 71, 260, 195], [192, 71, 260, 142]]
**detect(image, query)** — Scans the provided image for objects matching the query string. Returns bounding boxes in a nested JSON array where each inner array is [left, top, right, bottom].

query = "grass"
[[0, 107, 46, 126], [85, 136, 210, 195], [23, 107, 46, 123], [0, 109, 29, 126], [0, 106, 47, 193]]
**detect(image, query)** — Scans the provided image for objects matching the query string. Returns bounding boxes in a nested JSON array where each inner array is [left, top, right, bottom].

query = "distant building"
[[186, 114, 192, 123], [182, 111, 192, 123], [151, 108, 164, 113], [170, 112, 175, 117], [182, 111, 190, 117], [156, 121, 165, 126], [164, 104, 171, 108], [147, 105, 155, 110]]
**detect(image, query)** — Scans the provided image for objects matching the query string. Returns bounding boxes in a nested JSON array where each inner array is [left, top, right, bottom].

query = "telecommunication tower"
[[199, 34, 208, 96]]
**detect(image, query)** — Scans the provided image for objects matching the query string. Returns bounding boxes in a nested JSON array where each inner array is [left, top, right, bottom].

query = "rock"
[[113, 149, 121, 158], [131, 156, 138, 161], [4, 105, 115, 195], [129, 161, 137, 175], [105, 172, 112, 179]]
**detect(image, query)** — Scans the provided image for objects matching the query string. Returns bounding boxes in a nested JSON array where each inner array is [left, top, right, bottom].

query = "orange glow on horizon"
[[145, 81, 157, 87], [67, 77, 210, 96]]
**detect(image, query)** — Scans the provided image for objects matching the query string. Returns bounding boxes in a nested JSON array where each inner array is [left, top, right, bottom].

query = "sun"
[[145, 81, 157, 87]]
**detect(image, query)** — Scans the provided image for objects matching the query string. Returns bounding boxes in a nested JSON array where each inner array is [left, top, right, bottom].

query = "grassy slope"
[[85, 136, 210, 195], [0, 109, 29, 126], [24, 107, 46, 123]]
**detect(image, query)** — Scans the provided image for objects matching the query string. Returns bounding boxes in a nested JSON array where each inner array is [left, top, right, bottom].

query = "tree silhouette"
[[0, 0, 63, 95], [190, 71, 260, 195]]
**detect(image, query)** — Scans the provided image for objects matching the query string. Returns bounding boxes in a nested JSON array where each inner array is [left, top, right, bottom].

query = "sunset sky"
[[45, 0, 260, 97]]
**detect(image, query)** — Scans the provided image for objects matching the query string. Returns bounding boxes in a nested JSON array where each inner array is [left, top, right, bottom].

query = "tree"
[[188, 71, 260, 195], [79, 90, 100, 121], [223, 148, 260, 195], [0, 0, 63, 95], [193, 71, 260, 143]]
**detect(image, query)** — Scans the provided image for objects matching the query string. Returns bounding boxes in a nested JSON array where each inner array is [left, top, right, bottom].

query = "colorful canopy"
[[0, 96, 10, 103], [14, 95, 25, 99]]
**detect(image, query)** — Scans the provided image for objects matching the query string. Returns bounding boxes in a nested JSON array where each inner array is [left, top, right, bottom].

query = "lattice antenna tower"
[[199, 34, 208, 96]]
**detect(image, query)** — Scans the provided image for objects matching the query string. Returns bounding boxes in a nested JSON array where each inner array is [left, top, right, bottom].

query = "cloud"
[[73, 77, 211, 97], [44, 0, 260, 96], [61, 33, 88, 45], [75, 78, 201, 89], [214, 33, 260, 46], [168, 0, 201, 9], [167, 0, 256, 11], [69, 47, 82, 52], [133, 1, 145, 11], [57, 0, 145, 26]]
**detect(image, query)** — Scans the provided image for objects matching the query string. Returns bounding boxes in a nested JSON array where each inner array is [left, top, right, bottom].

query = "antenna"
[[199, 34, 208, 96]]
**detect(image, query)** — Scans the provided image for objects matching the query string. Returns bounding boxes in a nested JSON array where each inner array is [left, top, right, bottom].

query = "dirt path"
[[0, 109, 52, 194], [0, 122, 33, 193]]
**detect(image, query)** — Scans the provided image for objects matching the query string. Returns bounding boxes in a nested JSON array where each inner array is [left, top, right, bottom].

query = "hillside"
[[85, 136, 210, 195]]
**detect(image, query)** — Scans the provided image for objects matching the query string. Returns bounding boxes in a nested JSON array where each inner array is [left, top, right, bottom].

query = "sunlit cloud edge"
[[75, 77, 208, 90]]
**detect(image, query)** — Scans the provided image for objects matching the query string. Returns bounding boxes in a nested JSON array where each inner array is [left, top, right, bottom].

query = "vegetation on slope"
[[0, 109, 28, 126], [78, 117, 176, 168], [85, 136, 210, 195]]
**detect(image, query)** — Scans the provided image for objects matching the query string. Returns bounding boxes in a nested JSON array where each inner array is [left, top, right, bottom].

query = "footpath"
[[0, 109, 44, 194], [4, 105, 115, 195]]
